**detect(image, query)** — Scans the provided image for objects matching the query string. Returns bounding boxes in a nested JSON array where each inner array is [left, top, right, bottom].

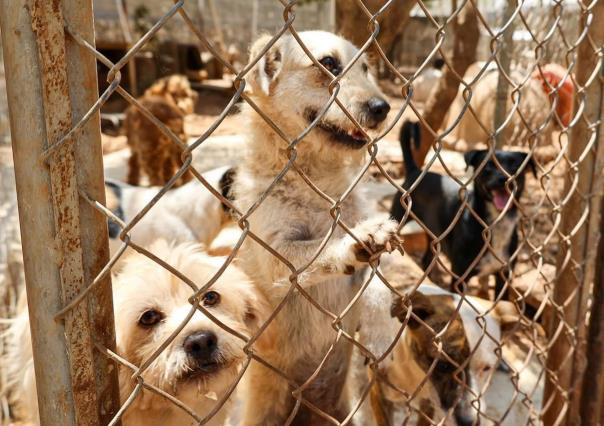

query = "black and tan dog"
[[358, 279, 518, 426], [390, 121, 536, 299]]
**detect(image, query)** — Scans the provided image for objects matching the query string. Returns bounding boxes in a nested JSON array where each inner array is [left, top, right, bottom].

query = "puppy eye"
[[319, 56, 341, 76], [482, 365, 492, 373], [203, 290, 221, 307], [138, 309, 164, 327], [362, 63, 368, 74]]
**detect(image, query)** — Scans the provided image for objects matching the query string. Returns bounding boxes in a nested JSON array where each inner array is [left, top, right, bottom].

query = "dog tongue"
[[352, 130, 366, 141], [493, 190, 509, 211]]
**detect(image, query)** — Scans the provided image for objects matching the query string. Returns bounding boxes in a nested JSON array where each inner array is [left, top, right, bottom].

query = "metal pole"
[[0, 1, 120, 425], [543, 2, 604, 425], [580, 196, 604, 425], [493, 0, 515, 149]]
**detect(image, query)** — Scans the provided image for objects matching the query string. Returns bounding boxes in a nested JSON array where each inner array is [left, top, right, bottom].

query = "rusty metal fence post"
[[0, 1, 120, 425], [543, 1, 604, 425], [580, 196, 604, 425]]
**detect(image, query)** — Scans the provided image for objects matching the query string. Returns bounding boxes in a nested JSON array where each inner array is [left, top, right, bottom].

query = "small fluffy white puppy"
[[4, 241, 268, 426]]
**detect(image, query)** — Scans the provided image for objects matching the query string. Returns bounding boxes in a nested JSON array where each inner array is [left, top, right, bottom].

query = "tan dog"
[[3, 241, 268, 426], [126, 75, 198, 187], [144, 75, 198, 116], [444, 62, 552, 151], [234, 31, 399, 424], [359, 280, 518, 426]]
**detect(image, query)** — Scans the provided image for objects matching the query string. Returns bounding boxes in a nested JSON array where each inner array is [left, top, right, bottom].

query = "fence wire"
[[1, 0, 604, 425]]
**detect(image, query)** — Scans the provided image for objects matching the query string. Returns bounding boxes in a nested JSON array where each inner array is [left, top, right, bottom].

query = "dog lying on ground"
[[358, 278, 518, 425], [234, 31, 400, 424], [105, 166, 236, 256], [443, 62, 553, 151], [390, 121, 535, 300], [3, 241, 268, 426], [126, 75, 198, 187]]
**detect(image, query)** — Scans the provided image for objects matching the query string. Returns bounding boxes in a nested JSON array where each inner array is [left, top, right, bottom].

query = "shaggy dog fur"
[[233, 31, 399, 425], [3, 241, 268, 426], [126, 75, 198, 187]]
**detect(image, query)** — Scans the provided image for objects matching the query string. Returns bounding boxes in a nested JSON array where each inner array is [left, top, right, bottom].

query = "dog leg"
[[146, 150, 166, 187], [242, 362, 294, 426], [270, 217, 402, 290], [420, 247, 434, 272], [161, 151, 175, 186], [127, 151, 141, 185]]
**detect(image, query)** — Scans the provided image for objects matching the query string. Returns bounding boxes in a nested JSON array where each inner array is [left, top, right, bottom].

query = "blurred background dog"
[[126, 75, 198, 187]]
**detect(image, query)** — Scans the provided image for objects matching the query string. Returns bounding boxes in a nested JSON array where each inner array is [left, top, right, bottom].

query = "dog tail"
[[399, 120, 421, 175]]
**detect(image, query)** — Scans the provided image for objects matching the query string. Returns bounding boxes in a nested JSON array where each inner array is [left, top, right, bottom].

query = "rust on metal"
[[62, 0, 122, 422], [0, 0, 121, 424]]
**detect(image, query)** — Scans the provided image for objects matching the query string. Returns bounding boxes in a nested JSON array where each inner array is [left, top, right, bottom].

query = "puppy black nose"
[[455, 413, 479, 426], [184, 331, 217, 361], [366, 97, 391, 123]]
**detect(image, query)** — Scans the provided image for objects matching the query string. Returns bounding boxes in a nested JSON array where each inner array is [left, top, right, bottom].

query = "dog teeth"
[[351, 130, 366, 141], [204, 391, 218, 401]]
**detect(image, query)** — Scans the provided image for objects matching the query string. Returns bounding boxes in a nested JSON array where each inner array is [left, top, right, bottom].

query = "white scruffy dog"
[[4, 241, 268, 426], [234, 31, 399, 424]]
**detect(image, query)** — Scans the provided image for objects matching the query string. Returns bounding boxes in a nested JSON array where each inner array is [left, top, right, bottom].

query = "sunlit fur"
[[4, 241, 269, 426], [234, 31, 398, 425]]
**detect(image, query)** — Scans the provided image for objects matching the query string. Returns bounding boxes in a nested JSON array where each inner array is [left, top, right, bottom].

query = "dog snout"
[[455, 412, 479, 426], [184, 331, 218, 361], [365, 97, 391, 124]]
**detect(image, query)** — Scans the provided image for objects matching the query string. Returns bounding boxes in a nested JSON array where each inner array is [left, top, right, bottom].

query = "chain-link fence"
[[1, 0, 604, 425]]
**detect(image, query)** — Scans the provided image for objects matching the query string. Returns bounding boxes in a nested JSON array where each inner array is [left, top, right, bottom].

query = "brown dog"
[[126, 75, 198, 187]]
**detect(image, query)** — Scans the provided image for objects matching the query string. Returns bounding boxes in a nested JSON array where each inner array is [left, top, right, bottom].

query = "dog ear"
[[411, 121, 422, 150], [520, 153, 538, 177], [247, 34, 283, 96], [463, 150, 485, 170], [492, 300, 521, 333], [391, 291, 435, 329], [243, 292, 271, 333]]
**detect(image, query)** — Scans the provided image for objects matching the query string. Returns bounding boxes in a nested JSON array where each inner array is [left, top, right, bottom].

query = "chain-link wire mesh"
[[1, 0, 604, 425]]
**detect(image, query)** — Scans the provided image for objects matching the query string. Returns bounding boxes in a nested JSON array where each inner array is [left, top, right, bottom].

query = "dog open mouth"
[[304, 109, 369, 149], [491, 189, 510, 211], [180, 360, 224, 382]]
